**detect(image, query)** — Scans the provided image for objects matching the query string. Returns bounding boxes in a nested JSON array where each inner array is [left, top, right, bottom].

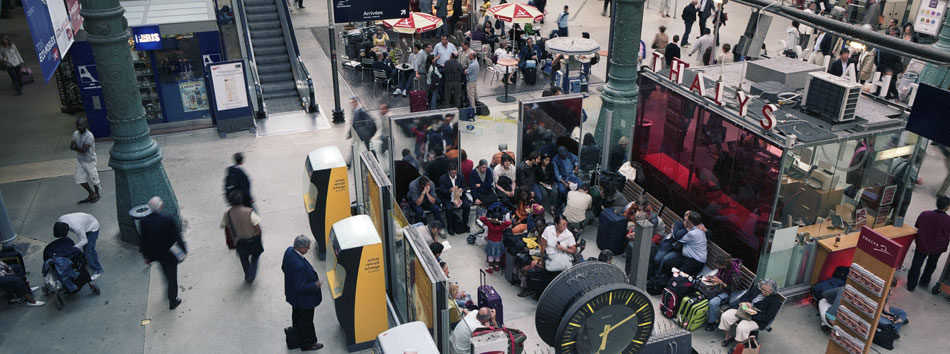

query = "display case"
[[132, 49, 164, 122], [634, 66, 925, 291]]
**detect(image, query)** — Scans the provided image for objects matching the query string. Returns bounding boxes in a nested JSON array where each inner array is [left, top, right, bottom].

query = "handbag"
[[733, 337, 760, 354], [225, 210, 237, 250]]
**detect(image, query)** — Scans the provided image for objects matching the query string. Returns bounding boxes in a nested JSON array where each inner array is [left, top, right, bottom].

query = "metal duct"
[[731, 0, 950, 65]]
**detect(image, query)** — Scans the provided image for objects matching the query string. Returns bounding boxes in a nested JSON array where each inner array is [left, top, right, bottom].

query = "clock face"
[[556, 284, 654, 354]]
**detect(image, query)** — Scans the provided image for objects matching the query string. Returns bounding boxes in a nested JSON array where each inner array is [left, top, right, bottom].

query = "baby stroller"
[[42, 236, 100, 310]]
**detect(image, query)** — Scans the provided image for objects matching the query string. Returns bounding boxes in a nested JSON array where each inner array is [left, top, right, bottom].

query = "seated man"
[[426, 220, 444, 244], [563, 184, 593, 230], [0, 260, 44, 306], [552, 146, 581, 200], [517, 37, 543, 79], [657, 210, 707, 277], [719, 279, 782, 348], [438, 162, 472, 235], [408, 176, 447, 229], [879, 278, 908, 334], [372, 52, 393, 82], [818, 286, 844, 330], [516, 151, 542, 203], [450, 307, 498, 354], [469, 159, 497, 207]]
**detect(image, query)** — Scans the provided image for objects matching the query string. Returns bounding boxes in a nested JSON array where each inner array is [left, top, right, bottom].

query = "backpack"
[[661, 275, 694, 318]]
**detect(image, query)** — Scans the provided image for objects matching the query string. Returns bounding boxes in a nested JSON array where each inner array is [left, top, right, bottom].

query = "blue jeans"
[[707, 292, 732, 324], [880, 306, 907, 333], [84, 230, 103, 273], [430, 88, 440, 110], [653, 249, 670, 276], [530, 184, 545, 204], [398, 70, 415, 91], [411, 199, 445, 226]]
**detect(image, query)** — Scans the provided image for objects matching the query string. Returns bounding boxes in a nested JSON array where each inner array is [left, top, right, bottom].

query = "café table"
[[496, 58, 518, 103]]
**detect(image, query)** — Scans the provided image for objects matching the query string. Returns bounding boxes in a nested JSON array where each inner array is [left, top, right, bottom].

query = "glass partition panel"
[[390, 194, 410, 323], [351, 114, 392, 176], [520, 95, 586, 179], [389, 109, 460, 217]]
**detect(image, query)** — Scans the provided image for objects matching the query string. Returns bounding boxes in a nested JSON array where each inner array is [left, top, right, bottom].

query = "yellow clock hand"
[[611, 312, 639, 330], [598, 324, 611, 351]]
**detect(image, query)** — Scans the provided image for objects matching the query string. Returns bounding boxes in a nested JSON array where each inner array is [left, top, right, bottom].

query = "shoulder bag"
[[224, 210, 237, 250]]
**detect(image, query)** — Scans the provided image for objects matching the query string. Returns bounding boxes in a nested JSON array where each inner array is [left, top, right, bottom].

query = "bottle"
[[834, 234, 841, 248]]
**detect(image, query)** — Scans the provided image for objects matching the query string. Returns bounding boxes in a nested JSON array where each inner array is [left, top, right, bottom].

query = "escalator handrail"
[[275, 0, 316, 112], [234, 0, 266, 114]]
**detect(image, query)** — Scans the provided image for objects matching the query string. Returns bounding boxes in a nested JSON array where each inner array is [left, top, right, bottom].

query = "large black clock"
[[555, 283, 654, 354]]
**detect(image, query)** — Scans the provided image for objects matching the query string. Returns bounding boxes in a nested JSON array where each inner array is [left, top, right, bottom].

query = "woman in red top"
[[480, 216, 511, 273]]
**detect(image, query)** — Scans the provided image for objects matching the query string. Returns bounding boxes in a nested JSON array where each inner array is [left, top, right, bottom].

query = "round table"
[[395, 63, 413, 71], [496, 58, 519, 103]]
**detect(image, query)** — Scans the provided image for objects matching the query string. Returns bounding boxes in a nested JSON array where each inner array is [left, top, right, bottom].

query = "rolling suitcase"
[[523, 66, 537, 85], [504, 252, 519, 285], [596, 208, 627, 255], [675, 292, 709, 331], [409, 90, 427, 112], [478, 269, 504, 325]]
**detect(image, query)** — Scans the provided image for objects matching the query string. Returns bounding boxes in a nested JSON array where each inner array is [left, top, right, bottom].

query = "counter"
[[809, 225, 917, 284]]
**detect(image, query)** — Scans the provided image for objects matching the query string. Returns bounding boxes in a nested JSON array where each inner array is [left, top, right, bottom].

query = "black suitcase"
[[596, 208, 628, 255], [504, 252, 519, 285], [523, 67, 537, 85], [284, 327, 300, 349], [526, 268, 557, 292]]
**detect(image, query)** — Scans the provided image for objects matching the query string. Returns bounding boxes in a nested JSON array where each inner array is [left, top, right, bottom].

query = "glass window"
[[154, 34, 204, 83]]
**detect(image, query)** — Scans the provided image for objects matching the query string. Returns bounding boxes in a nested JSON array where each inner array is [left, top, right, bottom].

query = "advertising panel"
[[23, 0, 74, 82], [916, 0, 946, 36], [333, 0, 411, 23], [209, 61, 249, 111]]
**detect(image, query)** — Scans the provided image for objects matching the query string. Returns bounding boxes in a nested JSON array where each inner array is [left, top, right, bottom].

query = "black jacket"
[[828, 59, 847, 77], [730, 288, 783, 329], [437, 173, 467, 203], [426, 156, 450, 182], [682, 4, 698, 23], [665, 43, 681, 68], [818, 33, 833, 56], [516, 162, 537, 187], [225, 165, 252, 207], [139, 212, 186, 264]]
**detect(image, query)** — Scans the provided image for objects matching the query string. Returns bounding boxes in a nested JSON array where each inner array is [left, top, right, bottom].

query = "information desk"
[[810, 225, 917, 284]]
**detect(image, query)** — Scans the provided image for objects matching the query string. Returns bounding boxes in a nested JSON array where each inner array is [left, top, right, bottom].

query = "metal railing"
[[234, 0, 267, 117], [275, 0, 317, 113]]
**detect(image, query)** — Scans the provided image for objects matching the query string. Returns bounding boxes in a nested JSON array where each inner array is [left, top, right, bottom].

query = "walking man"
[[282, 235, 325, 351], [551, 6, 569, 38], [71, 118, 100, 204], [698, 0, 713, 38], [443, 53, 464, 109], [55, 212, 103, 280], [906, 196, 950, 292], [681, 1, 699, 47], [225, 152, 253, 208], [222, 190, 263, 283], [465, 52, 479, 108], [140, 197, 186, 310]]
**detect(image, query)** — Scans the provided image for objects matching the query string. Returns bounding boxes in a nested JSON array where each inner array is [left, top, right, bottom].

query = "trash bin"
[[129, 204, 152, 238]]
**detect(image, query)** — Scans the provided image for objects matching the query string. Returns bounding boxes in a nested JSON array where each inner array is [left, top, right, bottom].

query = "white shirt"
[[813, 32, 826, 52], [72, 130, 97, 163], [433, 42, 458, 65], [58, 212, 100, 249], [541, 225, 576, 256], [450, 310, 481, 354]]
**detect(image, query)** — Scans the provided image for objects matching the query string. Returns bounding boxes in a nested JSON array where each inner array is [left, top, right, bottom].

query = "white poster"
[[48, 0, 74, 55], [209, 62, 249, 111], [916, 0, 947, 36]]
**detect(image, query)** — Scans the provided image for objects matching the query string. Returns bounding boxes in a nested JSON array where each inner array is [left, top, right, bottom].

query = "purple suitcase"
[[409, 90, 427, 112], [478, 269, 504, 326]]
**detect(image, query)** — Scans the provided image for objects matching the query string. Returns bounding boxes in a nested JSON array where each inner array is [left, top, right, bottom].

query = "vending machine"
[[303, 146, 351, 260], [326, 215, 387, 351]]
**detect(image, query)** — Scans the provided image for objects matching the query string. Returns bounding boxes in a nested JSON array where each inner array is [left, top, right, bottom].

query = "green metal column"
[[596, 0, 645, 151], [81, 0, 181, 243], [919, 13, 950, 89]]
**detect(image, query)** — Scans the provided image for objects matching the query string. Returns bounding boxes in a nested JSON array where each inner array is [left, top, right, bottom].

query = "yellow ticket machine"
[[326, 215, 387, 351], [304, 146, 350, 260]]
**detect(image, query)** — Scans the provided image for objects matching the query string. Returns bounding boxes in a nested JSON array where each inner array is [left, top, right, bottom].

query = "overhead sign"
[[132, 26, 163, 51], [22, 0, 75, 83], [332, 0, 411, 23], [916, 0, 946, 36], [856, 226, 903, 268]]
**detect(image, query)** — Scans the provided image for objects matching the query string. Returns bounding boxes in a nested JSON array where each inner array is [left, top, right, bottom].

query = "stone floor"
[[2, 1, 950, 354]]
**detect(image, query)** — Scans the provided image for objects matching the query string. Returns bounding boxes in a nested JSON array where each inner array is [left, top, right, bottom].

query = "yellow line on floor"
[[0, 158, 112, 184]]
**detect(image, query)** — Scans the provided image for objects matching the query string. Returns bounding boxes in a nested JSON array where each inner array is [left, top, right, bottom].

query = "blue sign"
[[333, 0, 410, 23], [132, 26, 163, 51], [22, 0, 62, 83]]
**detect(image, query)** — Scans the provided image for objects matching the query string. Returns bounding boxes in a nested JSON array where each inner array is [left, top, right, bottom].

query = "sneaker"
[[392, 89, 401, 96], [30, 286, 40, 293], [27, 300, 46, 307], [90, 271, 102, 281], [402, 91, 408, 97]]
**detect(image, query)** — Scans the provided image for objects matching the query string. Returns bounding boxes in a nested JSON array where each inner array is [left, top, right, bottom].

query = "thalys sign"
[[650, 52, 778, 131]]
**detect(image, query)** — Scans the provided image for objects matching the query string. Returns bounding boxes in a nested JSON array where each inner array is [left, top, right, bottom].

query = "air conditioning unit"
[[802, 71, 861, 123]]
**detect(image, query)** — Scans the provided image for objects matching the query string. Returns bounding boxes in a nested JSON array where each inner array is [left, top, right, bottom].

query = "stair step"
[[245, 4, 277, 13], [256, 63, 293, 74], [248, 21, 282, 30], [256, 53, 290, 65], [247, 13, 279, 22], [253, 44, 288, 56], [244, 0, 275, 6], [262, 81, 297, 92], [262, 89, 299, 100], [250, 29, 282, 38], [251, 36, 284, 47], [260, 72, 295, 83]]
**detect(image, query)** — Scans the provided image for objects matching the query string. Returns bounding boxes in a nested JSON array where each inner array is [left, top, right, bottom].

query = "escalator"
[[236, 0, 316, 116]]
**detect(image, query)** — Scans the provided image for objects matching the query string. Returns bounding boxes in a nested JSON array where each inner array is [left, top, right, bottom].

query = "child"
[[480, 215, 511, 273]]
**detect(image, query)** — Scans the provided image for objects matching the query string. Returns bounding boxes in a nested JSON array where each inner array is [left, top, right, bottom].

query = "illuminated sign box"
[[132, 26, 162, 51]]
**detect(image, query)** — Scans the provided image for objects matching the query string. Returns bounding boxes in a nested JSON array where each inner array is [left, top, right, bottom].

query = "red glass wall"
[[634, 76, 784, 270]]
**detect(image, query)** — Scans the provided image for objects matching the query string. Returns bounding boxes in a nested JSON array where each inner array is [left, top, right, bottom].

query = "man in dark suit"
[[282, 235, 324, 351], [697, 0, 714, 39], [438, 162, 471, 235], [225, 152, 253, 208], [681, 1, 699, 46], [665, 35, 682, 68], [139, 196, 187, 310], [828, 48, 851, 77], [816, 31, 833, 57]]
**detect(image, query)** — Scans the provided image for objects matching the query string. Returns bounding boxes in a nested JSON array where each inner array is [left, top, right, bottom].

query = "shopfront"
[[633, 65, 926, 291], [69, 0, 223, 137]]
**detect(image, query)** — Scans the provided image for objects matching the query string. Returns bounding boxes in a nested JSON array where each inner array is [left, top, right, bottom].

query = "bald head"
[[148, 196, 164, 212], [476, 307, 494, 325]]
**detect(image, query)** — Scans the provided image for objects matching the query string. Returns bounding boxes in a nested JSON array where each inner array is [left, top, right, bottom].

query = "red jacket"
[[914, 210, 950, 255], [481, 217, 511, 242]]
